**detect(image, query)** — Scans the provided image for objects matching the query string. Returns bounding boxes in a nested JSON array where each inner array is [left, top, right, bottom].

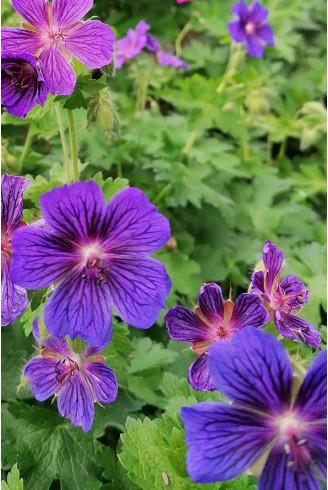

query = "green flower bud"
[[87, 88, 120, 140]]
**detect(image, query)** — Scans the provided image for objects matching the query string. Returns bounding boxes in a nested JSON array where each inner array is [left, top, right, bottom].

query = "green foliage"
[[2, 464, 24, 490]]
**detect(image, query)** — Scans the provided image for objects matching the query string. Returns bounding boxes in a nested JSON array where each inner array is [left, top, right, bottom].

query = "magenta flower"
[[181, 328, 327, 488], [115, 21, 150, 69], [228, 1, 274, 57], [164, 283, 269, 391], [1, 174, 29, 326], [24, 318, 118, 432], [250, 241, 321, 348], [2, 0, 115, 95], [10, 182, 171, 347], [2, 52, 48, 117]]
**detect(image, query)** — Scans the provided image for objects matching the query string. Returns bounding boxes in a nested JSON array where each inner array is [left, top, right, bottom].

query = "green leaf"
[[2, 464, 24, 490], [102, 322, 133, 388], [91, 172, 129, 200]]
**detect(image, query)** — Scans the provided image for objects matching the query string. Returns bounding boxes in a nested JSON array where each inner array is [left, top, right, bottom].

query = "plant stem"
[[153, 183, 172, 205], [55, 103, 71, 183], [117, 161, 122, 178], [66, 109, 79, 181], [183, 129, 198, 155], [216, 43, 240, 94], [18, 123, 34, 172], [175, 21, 192, 58]]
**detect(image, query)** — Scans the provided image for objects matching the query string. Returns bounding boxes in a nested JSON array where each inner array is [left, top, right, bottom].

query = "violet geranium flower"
[[24, 318, 118, 432], [228, 1, 274, 58], [250, 241, 321, 348], [164, 283, 269, 391], [2, 0, 115, 95], [115, 21, 150, 69], [2, 52, 48, 118], [181, 327, 327, 488], [10, 182, 171, 347], [145, 35, 188, 70], [1, 174, 29, 326]]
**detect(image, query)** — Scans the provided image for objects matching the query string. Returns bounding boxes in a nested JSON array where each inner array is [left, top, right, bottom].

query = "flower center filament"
[[245, 22, 256, 35], [5, 63, 35, 92], [81, 245, 108, 285], [55, 357, 79, 385], [277, 414, 313, 473]]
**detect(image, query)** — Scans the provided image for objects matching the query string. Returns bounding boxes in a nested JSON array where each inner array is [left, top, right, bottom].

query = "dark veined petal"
[[52, 0, 93, 28], [1, 27, 44, 55], [274, 311, 321, 348], [24, 357, 59, 401], [181, 402, 275, 483], [208, 327, 293, 414], [103, 187, 170, 255], [257, 24, 275, 46], [250, 270, 267, 296], [64, 21, 115, 68], [10, 226, 75, 289], [280, 274, 310, 308], [249, 1, 269, 24], [259, 443, 323, 490], [230, 293, 270, 330], [84, 363, 118, 403], [57, 370, 95, 432], [188, 354, 216, 391], [43, 271, 113, 348], [108, 256, 171, 329], [42, 336, 72, 358], [1, 174, 29, 234], [39, 45, 76, 95], [39, 181, 106, 241], [198, 283, 224, 323], [1, 257, 28, 326], [294, 350, 327, 421], [228, 20, 246, 42], [262, 240, 284, 293], [245, 35, 264, 58], [164, 306, 213, 343], [12, 0, 49, 30]]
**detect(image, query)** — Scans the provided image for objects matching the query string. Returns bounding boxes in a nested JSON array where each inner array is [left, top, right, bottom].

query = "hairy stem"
[[55, 103, 71, 183], [18, 123, 34, 172], [67, 109, 79, 181]]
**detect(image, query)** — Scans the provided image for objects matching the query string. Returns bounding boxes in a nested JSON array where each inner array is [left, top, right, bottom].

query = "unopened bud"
[[300, 127, 318, 150], [166, 237, 178, 251], [245, 89, 270, 115], [87, 88, 120, 140]]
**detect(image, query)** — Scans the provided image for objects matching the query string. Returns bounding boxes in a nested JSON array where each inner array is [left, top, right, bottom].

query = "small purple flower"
[[164, 283, 269, 391], [2, 0, 115, 95], [145, 34, 188, 70], [1, 174, 29, 326], [250, 241, 321, 348], [10, 182, 171, 347], [24, 318, 118, 432], [181, 327, 327, 488], [115, 21, 150, 69], [228, 1, 274, 58], [2, 52, 48, 118]]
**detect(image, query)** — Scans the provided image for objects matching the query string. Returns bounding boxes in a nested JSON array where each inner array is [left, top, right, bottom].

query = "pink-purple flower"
[[228, 1, 274, 58], [250, 241, 321, 348], [145, 35, 188, 70], [1, 174, 29, 326], [2, 0, 115, 95], [2, 52, 48, 117], [10, 181, 171, 347], [164, 283, 269, 391], [181, 327, 327, 488], [24, 318, 118, 432]]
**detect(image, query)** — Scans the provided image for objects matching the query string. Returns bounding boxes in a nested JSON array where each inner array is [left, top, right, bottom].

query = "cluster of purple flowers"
[[115, 21, 188, 71]]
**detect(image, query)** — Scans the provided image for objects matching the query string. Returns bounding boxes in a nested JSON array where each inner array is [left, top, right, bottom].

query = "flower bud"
[[87, 88, 120, 140], [245, 89, 270, 115]]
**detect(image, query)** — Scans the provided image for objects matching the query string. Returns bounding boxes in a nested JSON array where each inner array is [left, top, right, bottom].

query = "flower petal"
[[188, 354, 216, 391], [198, 283, 224, 324], [103, 187, 170, 255], [1, 27, 44, 55], [208, 327, 293, 414], [259, 443, 323, 490], [64, 20, 115, 69], [280, 274, 310, 308], [1, 257, 28, 326], [84, 363, 118, 403], [108, 257, 171, 328], [249, 1, 269, 24], [39, 181, 106, 241], [230, 293, 270, 330], [57, 371, 95, 432], [12, 0, 49, 30], [245, 35, 264, 57], [42, 336, 72, 358], [164, 306, 213, 343], [1, 174, 29, 234], [39, 45, 76, 95], [43, 271, 113, 348], [228, 20, 246, 43], [250, 270, 266, 296], [232, 0, 248, 21], [262, 241, 284, 293], [156, 51, 188, 70], [10, 226, 75, 289], [181, 402, 275, 483], [257, 24, 275, 46], [274, 311, 321, 348], [24, 357, 59, 401], [52, 0, 93, 28]]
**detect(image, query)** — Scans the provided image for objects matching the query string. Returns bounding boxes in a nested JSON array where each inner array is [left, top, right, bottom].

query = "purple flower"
[[115, 21, 150, 69], [250, 241, 321, 348], [2, 0, 115, 95], [1, 174, 29, 326], [164, 283, 269, 391], [24, 318, 118, 432], [145, 34, 188, 70], [10, 182, 171, 347], [2, 52, 48, 118], [181, 327, 327, 488], [228, 1, 274, 58]]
